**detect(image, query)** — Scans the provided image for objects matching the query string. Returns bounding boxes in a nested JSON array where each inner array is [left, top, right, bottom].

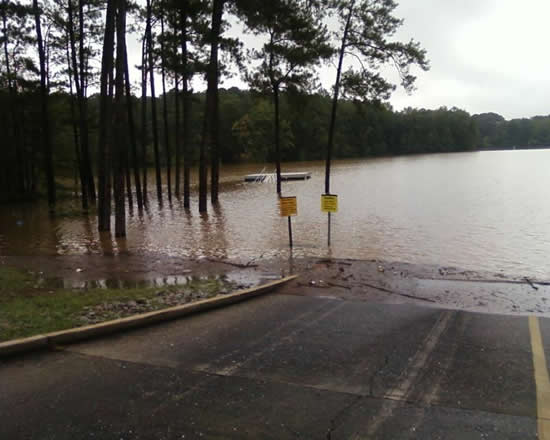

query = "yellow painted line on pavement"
[[529, 316, 550, 439]]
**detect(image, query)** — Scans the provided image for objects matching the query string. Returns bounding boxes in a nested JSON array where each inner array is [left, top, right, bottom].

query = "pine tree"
[[146, 0, 163, 205], [239, 0, 332, 195], [113, 0, 127, 237], [97, 0, 116, 231], [33, 0, 56, 210], [199, 0, 225, 212], [324, 0, 429, 194]]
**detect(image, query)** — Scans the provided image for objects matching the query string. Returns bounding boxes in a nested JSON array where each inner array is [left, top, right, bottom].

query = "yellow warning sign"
[[279, 196, 297, 217], [321, 194, 338, 213]]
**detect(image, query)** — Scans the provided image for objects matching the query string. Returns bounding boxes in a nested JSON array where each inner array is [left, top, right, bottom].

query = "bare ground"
[[1, 253, 549, 316]]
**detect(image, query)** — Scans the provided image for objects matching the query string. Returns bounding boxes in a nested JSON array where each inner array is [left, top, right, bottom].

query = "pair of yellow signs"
[[279, 194, 338, 217]]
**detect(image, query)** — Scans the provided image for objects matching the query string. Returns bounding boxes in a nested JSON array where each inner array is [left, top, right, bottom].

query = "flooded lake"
[[1, 149, 549, 278]]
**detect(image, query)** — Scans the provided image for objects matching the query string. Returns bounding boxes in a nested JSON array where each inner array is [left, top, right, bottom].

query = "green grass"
[[0, 265, 35, 293], [0, 266, 235, 342]]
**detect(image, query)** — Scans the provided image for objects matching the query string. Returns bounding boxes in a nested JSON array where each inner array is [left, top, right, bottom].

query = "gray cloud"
[[389, 0, 550, 119], [128, 0, 550, 120]]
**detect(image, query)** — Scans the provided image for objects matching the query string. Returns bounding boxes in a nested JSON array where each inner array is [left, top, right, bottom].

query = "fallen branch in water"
[[327, 282, 351, 290], [356, 282, 436, 303], [524, 277, 539, 291], [316, 259, 353, 266], [300, 278, 437, 303], [205, 258, 258, 268]]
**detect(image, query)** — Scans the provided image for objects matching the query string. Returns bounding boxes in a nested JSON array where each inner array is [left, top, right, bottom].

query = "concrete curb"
[[0, 275, 298, 358]]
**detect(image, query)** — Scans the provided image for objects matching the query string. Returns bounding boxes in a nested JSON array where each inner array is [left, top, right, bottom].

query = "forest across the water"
[[2, 85, 548, 200]]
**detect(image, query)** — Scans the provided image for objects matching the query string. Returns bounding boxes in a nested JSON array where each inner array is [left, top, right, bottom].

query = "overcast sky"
[[128, 0, 550, 120], [384, 0, 550, 120]]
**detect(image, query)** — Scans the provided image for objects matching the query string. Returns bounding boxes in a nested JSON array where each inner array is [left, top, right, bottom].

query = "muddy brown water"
[[1, 150, 550, 279]]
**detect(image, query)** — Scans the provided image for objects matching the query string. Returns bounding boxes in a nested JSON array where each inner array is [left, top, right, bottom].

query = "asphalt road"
[[1, 292, 547, 439]]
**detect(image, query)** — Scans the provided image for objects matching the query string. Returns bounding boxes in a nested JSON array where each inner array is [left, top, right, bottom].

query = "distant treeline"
[[472, 112, 550, 150], [2, 85, 547, 200]]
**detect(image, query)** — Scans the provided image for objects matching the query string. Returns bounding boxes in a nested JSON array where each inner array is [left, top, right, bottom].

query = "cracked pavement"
[[0, 292, 543, 439]]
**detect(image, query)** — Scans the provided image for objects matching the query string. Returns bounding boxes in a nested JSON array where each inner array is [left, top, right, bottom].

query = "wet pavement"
[[0, 292, 546, 439]]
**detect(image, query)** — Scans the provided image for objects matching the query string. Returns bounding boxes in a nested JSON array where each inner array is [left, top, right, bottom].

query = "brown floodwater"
[[1, 150, 550, 278]]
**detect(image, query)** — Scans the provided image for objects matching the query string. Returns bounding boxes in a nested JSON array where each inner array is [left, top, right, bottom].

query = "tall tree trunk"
[[273, 84, 282, 195], [198, 108, 208, 212], [113, 0, 127, 237], [2, 5, 24, 198], [67, 0, 96, 204], [160, 15, 172, 203], [209, 0, 223, 205], [124, 146, 133, 209], [325, 3, 354, 195], [200, 0, 224, 212], [78, 0, 96, 203], [29, 106, 36, 193], [66, 41, 85, 205], [179, 4, 191, 208], [97, 0, 116, 231], [146, 0, 162, 205], [174, 71, 181, 198], [123, 30, 143, 211], [67, 0, 88, 209], [33, 0, 55, 211], [140, 34, 148, 203]]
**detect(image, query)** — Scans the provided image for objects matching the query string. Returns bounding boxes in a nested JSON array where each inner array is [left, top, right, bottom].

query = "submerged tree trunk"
[[113, 0, 127, 237], [67, 0, 88, 209], [209, 0, 224, 205], [33, 0, 55, 211], [140, 34, 148, 204], [123, 30, 143, 211], [97, 0, 117, 231], [160, 15, 172, 203], [78, 0, 96, 204], [179, 4, 191, 208], [69, 86, 82, 197], [124, 148, 133, 209], [146, 0, 162, 205], [198, 114, 208, 212], [66, 41, 85, 204], [200, 0, 224, 211], [174, 71, 181, 199], [273, 84, 282, 196]]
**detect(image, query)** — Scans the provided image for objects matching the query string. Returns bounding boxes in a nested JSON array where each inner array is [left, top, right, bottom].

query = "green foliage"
[[225, 90, 481, 159], [473, 112, 550, 149], [239, 0, 332, 94], [0, 84, 491, 192], [232, 98, 294, 161], [329, 0, 429, 102]]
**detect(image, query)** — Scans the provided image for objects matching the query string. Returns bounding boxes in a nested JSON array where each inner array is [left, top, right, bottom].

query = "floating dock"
[[244, 172, 312, 182]]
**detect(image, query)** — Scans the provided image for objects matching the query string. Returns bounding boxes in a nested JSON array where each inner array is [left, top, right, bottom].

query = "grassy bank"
[[0, 266, 236, 342]]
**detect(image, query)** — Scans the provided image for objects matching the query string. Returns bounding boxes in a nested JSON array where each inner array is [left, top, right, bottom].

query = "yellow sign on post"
[[321, 194, 338, 213], [279, 196, 297, 217]]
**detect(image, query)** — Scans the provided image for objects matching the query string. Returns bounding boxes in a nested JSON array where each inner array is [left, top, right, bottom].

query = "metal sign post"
[[328, 212, 331, 247], [288, 216, 293, 248], [321, 194, 338, 247], [279, 196, 297, 248]]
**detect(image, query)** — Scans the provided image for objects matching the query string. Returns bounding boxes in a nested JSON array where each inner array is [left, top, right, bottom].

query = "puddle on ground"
[[30, 269, 283, 291]]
